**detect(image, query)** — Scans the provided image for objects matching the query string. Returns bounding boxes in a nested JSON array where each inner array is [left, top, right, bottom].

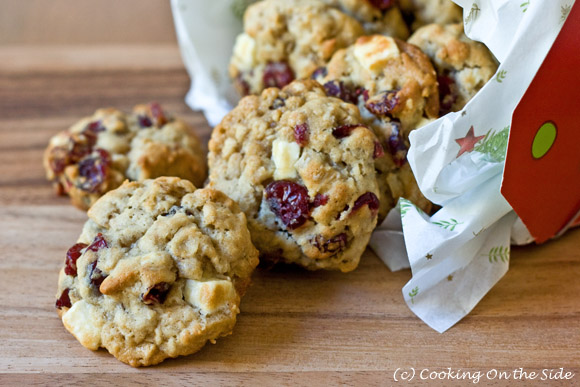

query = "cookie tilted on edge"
[[319, 0, 410, 39], [55, 177, 259, 367], [208, 80, 381, 272], [44, 103, 207, 210], [230, 0, 364, 96], [408, 23, 499, 115], [319, 35, 440, 219], [398, 0, 462, 31]]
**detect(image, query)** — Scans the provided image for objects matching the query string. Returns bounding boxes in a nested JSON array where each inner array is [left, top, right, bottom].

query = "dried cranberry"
[[69, 137, 92, 162], [141, 282, 171, 305], [313, 233, 348, 254], [386, 122, 407, 167], [138, 115, 153, 128], [77, 149, 111, 193], [311, 193, 329, 209], [352, 192, 380, 215], [374, 141, 385, 159], [367, 0, 396, 11], [438, 74, 458, 115], [332, 124, 361, 139], [85, 120, 105, 134], [311, 67, 327, 80], [365, 90, 400, 116], [294, 123, 309, 146], [88, 260, 106, 291], [64, 243, 88, 276], [362, 89, 370, 102], [49, 147, 71, 174], [87, 233, 108, 252], [149, 102, 168, 127], [263, 62, 295, 89], [56, 288, 72, 309], [47, 118, 102, 179], [323, 81, 364, 104], [265, 180, 311, 230]]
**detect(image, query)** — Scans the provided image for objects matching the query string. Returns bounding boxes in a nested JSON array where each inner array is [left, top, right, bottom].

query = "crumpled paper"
[[385, 0, 574, 332], [171, 0, 574, 332], [171, 0, 249, 126]]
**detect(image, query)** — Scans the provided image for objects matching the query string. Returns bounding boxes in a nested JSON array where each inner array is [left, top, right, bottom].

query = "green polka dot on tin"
[[532, 121, 557, 159]]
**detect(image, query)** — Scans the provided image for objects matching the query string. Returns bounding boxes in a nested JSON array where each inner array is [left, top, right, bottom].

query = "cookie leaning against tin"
[[319, 35, 440, 219], [318, 0, 410, 39], [208, 80, 382, 272], [43, 103, 207, 210], [398, 0, 462, 31], [55, 177, 259, 367], [409, 23, 499, 115], [230, 0, 364, 96]]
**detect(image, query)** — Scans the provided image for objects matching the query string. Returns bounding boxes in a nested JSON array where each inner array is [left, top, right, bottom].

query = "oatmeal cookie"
[[229, 0, 364, 96], [319, 35, 439, 217], [318, 0, 409, 39], [55, 177, 259, 367], [208, 80, 381, 272], [399, 0, 463, 30], [44, 103, 207, 210], [409, 23, 499, 114]]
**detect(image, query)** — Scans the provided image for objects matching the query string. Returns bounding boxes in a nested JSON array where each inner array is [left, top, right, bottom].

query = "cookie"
[[44, 103, 207, 210], [408, 23, 499, 114], [229, 0, 364, 96], [319, 35, 439, 217], [208, 80, 381, 272], [55, 177, 259, 367], [319, 0, 409, 39], [399, 0, 463, 30]]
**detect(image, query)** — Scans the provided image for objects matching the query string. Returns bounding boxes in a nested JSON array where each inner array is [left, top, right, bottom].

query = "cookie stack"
[[46, 0, 498, 367]]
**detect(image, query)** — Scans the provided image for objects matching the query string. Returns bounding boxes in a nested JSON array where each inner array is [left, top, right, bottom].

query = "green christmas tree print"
[[561, 4, 572, 23], [408, 286, 419, 304], [399, 198, 426, 218], [432, 218, 463, 231], [474, 126, 509, 162], [520, 1, 530, 13], [485, 246, 510, 263], [465, 3, 481, 24], [496, 70, 507, 83]]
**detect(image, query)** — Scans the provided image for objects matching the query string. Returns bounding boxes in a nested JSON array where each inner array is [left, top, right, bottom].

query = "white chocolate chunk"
[[354, 35, 400, 73], [62, 300, 104, 350], [184, 279, 237, 315], [272, 139, 300, 180], [232, 33, 257, 69]]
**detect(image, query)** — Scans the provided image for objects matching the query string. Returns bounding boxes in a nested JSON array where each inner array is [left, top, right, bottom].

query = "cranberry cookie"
[[44, 103, 207, 210], [319, 35, 439, 218], [55, 177, 259, 367], [409, 23, 499, 115], [208, 80, 381, 272], [229, 0, 364, 96], [399, 0, 463, 30], [319, 0, 410, 39]]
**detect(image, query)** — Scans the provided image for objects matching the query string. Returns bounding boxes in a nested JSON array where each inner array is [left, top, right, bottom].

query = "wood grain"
[[0, 45, 579, 386], [0, 0, 176, 46]]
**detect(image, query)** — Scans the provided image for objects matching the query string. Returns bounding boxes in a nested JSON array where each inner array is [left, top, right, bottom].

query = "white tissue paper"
[[171, 0, 575, 332]]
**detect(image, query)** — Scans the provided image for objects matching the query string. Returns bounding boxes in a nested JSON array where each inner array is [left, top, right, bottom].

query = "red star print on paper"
[[455, 126, 485, 157]]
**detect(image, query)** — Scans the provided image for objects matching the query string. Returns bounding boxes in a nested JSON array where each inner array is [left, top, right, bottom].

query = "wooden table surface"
[[1, 20, 579, 387]]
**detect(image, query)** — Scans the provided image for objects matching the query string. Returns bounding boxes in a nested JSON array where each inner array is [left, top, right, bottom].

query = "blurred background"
[[0, 0, 176, 45]]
